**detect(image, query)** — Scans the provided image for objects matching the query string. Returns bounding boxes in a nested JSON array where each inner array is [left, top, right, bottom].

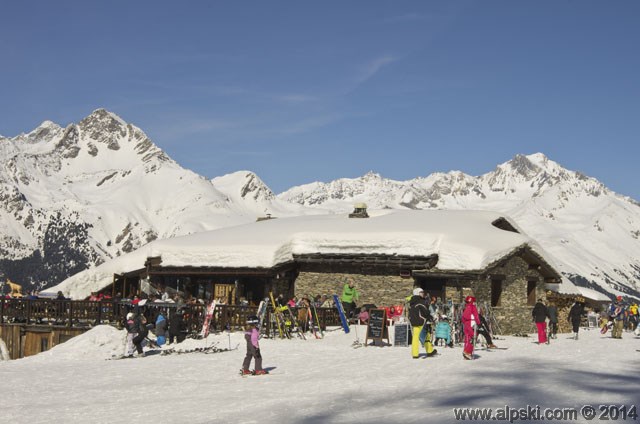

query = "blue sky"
[[1, 1, 639, 200]]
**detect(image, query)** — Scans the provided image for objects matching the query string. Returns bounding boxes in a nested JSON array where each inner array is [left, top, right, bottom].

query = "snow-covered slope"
[[279, 154, 640, 298], [3, 324, 639, 423]]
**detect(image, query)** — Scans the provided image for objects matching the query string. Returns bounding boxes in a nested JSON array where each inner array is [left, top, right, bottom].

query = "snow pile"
[[25, 325, 126, 362]]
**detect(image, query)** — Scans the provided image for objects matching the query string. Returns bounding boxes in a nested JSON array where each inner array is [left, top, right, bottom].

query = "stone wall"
[[292, 254, 571, 335], [467, 255, 548, 334], [294, 271, 414, 307]]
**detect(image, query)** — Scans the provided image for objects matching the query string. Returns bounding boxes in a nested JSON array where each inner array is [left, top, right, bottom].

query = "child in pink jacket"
[[241, 316, 267, 375]]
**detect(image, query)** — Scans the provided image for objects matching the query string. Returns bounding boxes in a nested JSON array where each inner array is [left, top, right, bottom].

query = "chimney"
[[349, 203, 369, 218]]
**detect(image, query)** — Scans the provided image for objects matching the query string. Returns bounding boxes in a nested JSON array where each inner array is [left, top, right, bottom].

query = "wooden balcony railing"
[[0, 298, 342, 338]]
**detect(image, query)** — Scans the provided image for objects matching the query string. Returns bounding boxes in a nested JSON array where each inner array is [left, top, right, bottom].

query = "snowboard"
[[600, 320, 613, 334], [333, 294, 350, 333], [199, 300, 217, 338], [257, 299, 269, 337]]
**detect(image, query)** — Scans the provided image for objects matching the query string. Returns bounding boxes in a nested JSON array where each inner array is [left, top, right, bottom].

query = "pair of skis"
[[268, 292, 307, 339], [268, 292, 289, 339]]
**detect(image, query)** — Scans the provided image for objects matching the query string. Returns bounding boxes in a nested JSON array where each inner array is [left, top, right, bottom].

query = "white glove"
[[471, 318, 477, 329]]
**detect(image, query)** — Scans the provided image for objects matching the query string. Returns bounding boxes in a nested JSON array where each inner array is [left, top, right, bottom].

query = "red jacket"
[[462, 303, 479, 328]]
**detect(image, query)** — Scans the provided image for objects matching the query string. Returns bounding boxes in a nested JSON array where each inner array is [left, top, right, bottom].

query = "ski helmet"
[[413, 287, 424, 296], [126, 312, 134, 320], [246, 315, 259, 325], [465, 295, 476, 304]]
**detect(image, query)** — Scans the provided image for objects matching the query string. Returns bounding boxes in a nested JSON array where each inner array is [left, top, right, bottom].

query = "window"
[[40, 337, 49, 352], [491, 279, 502, 307], [527, 281, 537, 306]]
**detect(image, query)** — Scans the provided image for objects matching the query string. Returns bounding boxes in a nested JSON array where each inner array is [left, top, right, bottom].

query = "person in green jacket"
[[341, 279, 359, 318]]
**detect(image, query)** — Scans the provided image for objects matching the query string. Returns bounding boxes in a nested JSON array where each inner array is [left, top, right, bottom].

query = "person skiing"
[[547, 303, 559, 339], [434, 315, 453, 348], [241, 315, 267, 375], [169, 309, 185, 344], [131, 313, 149, 357], [532, 298, 548, 345], [408, 287, 437, 359], [155, 312, 167, 346], [124, 312, 137, 357], [340, 279, 359, 319], [610, 296, 625, 339], [461, 295, 479, 360], [477, 311, 498, 349], [568, 298, 585, 340]]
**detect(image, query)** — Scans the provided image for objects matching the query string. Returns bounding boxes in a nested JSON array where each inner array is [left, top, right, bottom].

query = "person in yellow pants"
[[408, 287, 437, 358]]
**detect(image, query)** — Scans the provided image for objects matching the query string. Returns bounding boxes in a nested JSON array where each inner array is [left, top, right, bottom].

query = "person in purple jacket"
[[241, 315, 267, 375]]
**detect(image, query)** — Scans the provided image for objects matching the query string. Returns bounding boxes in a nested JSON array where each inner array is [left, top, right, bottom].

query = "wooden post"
[[68, 301, 73, 328]]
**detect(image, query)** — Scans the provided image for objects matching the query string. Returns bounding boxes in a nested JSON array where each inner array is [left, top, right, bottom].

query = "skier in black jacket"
[[169, 309, 185, 344], [408, 288, 437, 358], [568, 299, 585, 340], [131, 314, 149, 356], [532, 299, 549, 344]]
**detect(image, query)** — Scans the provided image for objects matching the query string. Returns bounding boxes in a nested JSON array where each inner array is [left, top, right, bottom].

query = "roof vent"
[[257, 213, 276, 222], [349, 203, 369, 218]]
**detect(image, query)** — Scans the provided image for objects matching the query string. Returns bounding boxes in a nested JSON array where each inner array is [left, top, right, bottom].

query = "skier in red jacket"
[[461, 295, 479, 360]]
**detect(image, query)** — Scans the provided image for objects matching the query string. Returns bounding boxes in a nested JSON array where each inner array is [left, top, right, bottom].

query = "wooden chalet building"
[[52, 208, 579, 334]]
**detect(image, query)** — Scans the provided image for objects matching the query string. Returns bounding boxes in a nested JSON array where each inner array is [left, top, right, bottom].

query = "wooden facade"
[[0, 324, 85, 360], [0, 298, 342, 359]]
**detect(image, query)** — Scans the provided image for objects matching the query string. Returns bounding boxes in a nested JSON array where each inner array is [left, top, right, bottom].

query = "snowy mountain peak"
[[211, 171, 275, 203], [505, 153, 543, 178], [1, 110, 639, 300], [78, 109, 128, 151]]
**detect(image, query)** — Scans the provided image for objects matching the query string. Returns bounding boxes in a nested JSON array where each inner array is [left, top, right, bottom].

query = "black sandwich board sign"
[[393, 322, 410, 347], [365, 308, 390, 346]]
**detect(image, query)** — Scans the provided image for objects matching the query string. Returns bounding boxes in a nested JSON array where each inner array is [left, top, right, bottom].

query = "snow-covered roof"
[[545, 277, 582, 296], [47, 209, 552, 300], [575, 286, 612, 302]]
